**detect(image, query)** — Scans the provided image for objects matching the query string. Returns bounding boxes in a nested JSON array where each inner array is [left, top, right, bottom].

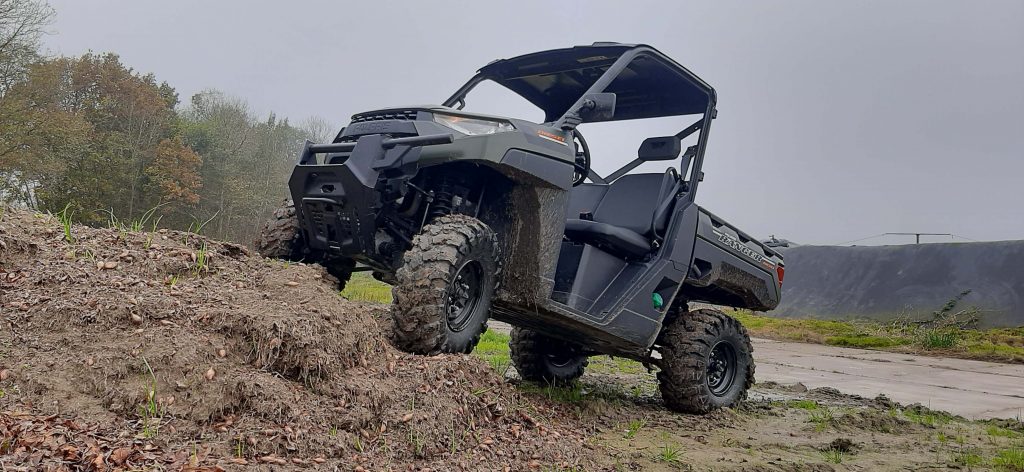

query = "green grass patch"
[[732, 311, 860, 344], [787, 399, 820, 411], [821, 447, 845, 464], [904, 407, 954, 427], [967, 342, 1024, 362], [919, 329, 961, 349], [623, 419, 644, 439], [56, 203, 75, 243], [733, 310, 1024, 364], [340, 273, 392, 303], [474, 330, 512, 374], [588, 355, 647, 376], [808, 406, 835, 431], [952, 449, 984, 468], [521, 382, 586, 404], [993, 447, 1024, 470], [987, 426, 1022, 439], [656, 443, 682, 463]]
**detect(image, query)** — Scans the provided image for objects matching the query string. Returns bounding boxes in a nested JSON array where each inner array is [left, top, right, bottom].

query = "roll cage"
[[443, 42, 718, 200]]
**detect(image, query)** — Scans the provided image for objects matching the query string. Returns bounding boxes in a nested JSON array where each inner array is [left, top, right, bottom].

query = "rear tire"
[[509, 327, 588, 384], [391, 215, 498, 354], [257, 202, 353, 291], [656, 308, 754, 414]]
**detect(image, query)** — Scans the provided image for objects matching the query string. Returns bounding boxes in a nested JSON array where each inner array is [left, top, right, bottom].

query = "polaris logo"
[[713, 230, 766, 264]]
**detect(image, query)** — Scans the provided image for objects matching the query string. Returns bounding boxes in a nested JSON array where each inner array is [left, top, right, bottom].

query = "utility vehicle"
[[258, 43, 784, 413]]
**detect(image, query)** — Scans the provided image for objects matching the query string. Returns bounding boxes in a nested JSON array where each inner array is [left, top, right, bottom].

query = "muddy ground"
[[1, 209, 1022, 471]]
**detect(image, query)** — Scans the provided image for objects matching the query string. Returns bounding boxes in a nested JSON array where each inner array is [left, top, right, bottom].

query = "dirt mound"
[[0, 209, 593, 470]]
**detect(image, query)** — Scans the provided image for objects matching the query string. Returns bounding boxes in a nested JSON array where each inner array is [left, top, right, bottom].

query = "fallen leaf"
[[102, 261, 118, 270], [109, 447, 131, 465], [259, 455, 287, 465], [284, 281, 299, 287], [92, 453, 106, 470]]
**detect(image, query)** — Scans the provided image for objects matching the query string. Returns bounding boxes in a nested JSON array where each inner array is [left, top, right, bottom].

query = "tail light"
[[776, 265, 785, 285]]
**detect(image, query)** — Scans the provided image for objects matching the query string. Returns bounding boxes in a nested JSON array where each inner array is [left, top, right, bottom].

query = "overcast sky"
[[42, 1, 1024, 245]]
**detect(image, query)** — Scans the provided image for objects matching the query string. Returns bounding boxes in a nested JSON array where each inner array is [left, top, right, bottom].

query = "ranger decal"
[[713, 229, 773, 269]]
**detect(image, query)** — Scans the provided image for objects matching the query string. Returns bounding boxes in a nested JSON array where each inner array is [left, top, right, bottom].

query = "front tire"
[[256, 202, 304, 261], [509, 327, 588, 384], [391, 215, 498, 354], [656, 308, 754, 414], [257, 202, 353, 291]]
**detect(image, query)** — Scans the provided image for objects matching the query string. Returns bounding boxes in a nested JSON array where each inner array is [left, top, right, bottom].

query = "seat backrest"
[[566, 183, 609, 219], [592, 173, 672, 237]]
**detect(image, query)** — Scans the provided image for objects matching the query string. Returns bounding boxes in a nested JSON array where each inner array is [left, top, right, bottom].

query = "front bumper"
[[288, 132, 452, 266]]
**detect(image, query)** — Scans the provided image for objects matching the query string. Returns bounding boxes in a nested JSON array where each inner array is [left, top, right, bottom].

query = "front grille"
[[350, 110, 419, 123]]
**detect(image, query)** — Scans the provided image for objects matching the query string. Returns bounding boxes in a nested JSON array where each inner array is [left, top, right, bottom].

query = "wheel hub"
[[707, 341, 738, 396], [545, 347, 578, 368], [445, 260, 483, 332]]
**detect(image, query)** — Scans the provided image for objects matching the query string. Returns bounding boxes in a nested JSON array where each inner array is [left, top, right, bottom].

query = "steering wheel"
[[571, 129, 591, 187]]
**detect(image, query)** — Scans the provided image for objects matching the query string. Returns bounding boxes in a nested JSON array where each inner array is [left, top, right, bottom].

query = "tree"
[[0, 26, 322, 246], [2, 53, 183, 222], [179, 90, 325, 243], [147, 136, 202, 207], [0, 0, 54, 95], [0, 0, 55, 204]]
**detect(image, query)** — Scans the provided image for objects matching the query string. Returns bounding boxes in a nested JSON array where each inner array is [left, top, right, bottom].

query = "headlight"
[[433, 113, 515, 136]]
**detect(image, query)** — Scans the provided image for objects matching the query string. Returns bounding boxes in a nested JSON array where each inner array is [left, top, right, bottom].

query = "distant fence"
[[770, 241, 1024, 327]]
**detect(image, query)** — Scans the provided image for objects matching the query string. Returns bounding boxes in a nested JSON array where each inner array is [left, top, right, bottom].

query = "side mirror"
[[637, 136, 681, 161], [578, 92, 616, 122]]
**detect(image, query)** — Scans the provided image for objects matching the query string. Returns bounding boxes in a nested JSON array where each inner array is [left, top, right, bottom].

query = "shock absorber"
[[428, 178, 455, 219]]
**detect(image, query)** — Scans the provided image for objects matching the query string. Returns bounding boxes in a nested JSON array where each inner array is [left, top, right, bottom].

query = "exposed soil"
[[579, 376, 1023, 471], [0, 210, 592, 471], [2, 208, 1021, 471]]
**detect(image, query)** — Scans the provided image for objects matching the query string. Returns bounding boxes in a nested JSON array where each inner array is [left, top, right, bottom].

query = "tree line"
[[0, 0, 333, 244]]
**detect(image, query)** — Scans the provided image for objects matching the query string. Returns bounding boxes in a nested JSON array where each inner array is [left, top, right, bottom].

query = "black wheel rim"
[[546, 354, 575, 368], [445, 260, 483, 332], [545, 346, 578, 368], [707, 341, 738, 396]]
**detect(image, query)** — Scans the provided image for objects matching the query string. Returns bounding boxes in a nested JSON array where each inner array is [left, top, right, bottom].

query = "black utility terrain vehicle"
[[258, 43, 784, 413]]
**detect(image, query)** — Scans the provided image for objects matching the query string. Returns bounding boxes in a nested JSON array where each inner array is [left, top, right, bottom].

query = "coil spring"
[[428, 179, 455, 219]]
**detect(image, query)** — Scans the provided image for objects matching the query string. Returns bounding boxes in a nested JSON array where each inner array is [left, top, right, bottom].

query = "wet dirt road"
[[490, 322, 1023, 419], [754, 338, 1024, 419]]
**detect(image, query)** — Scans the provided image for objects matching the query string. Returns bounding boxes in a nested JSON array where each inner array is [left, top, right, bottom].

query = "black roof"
[[478, 43, 714, 122]]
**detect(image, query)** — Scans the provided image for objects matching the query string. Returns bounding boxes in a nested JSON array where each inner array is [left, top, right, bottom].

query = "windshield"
[[451, 78, 544, 123]]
